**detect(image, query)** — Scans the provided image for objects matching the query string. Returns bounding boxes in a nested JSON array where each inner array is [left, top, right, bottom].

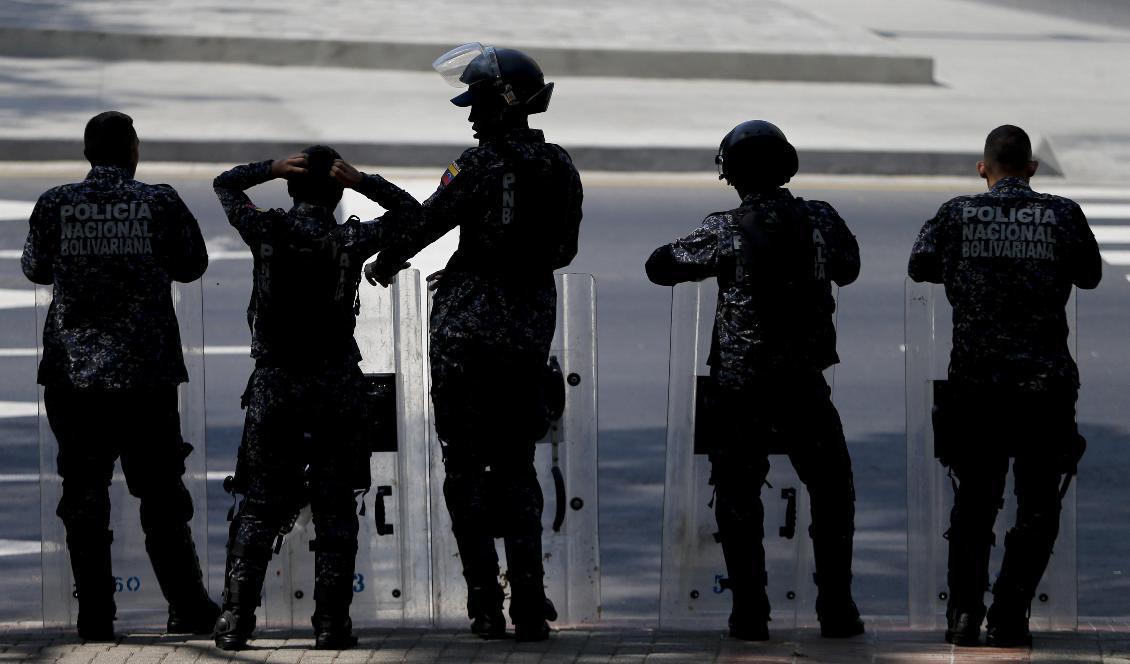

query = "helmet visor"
[[432, 42, 486, 87]]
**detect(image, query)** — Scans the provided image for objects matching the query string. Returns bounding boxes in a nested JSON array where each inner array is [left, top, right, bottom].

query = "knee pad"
[[138, 480, 195, 533], [56, 483, 111, 530]]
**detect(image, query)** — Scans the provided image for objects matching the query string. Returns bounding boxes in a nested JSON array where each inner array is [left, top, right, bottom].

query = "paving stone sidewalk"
[[5, 623, 1130, 664]]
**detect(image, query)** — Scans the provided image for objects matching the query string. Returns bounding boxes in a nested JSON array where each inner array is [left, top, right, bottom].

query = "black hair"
[[84, 111, 138, 168], [287, 144, 344, 207], [984, 125, 1033, 173]]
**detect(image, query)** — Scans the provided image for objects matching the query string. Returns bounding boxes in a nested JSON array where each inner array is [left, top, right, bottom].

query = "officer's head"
[[715, 120, 799, 194], [978, 125, 1038, 182], [286, 145, 344, 208], [435, 44, 554, 140], [84, 111, 139, 176]]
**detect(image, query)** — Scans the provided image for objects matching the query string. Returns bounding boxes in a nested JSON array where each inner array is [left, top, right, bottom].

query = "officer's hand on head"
[[426, 269, 445, 292], [364, 261, 411, 288], [330, 159, 363, 189], [270, 154, 308, 179]]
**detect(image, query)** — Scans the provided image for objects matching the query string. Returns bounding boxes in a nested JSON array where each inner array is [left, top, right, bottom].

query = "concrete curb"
[[0, 27, 936, 85], [0, 138, 1049, 177]]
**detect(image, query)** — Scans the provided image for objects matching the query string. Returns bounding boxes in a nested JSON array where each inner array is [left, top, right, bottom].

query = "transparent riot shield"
[[429, 273, 601, 627], [905, 279, 1077, 630], [38, 280, 209, 630], [659, 280, 834, 630], [259, 268, 431, 629]]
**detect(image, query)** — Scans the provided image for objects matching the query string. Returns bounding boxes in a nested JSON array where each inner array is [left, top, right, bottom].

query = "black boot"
[[312, 613, 358, 650], [311, 587, 358, 650], [985, 580, 1033, 648], [814, 573, 864, 639], [945, 604, 985, 647], [728, 581, 771, 642], [716, 530, 770, 641], [68, 529, 117, 642], [146, 524, 220, 634], [468, 582, 506, 639], [213, 562, 264, 650], [505, 535, 555, 643], [310, 537, 359, 650], [811, 530, 865, 639]]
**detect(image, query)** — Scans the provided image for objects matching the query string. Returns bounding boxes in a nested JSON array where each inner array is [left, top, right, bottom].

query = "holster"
[[931, 380, 955, 467]]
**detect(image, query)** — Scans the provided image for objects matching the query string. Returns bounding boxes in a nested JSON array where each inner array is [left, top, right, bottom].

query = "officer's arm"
[[366, 162, 470, 283], [349, 173, 423, 259], [159, 187, 209, 282], [645, 218, 722, 286], [213, 160, 278, 244], [908, 205, 947, 284], [1069, 203, 1102, 290], [551, 166, 583, 270], [21, 196, 56, 285], [820, 205, 861, 287]]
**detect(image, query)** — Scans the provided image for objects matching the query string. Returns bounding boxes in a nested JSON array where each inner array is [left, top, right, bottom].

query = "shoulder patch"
[[440, 162, 460, 187]]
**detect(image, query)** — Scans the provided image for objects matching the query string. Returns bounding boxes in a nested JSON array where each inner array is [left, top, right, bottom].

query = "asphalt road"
[[1, 168, 1129, 625]]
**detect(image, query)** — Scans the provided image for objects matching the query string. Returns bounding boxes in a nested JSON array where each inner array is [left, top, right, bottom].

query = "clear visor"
[[432, 42, 486, 87]]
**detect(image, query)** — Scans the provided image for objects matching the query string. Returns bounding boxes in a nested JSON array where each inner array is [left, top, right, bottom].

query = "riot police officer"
[[365, 43, 583, 641], [212, 146, 420, 650], [645, 121, 864, 641], [909, 125, 1101, 647], [22, 111, 216, 640]]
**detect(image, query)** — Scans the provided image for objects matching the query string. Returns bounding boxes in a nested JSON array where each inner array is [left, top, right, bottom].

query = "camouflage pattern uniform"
[[369, 127, 582, 624], [646, 188, 860, 621], [214, 160, 418, 627], [909, 176, 1101, 621], [22, 164, 212, 629]]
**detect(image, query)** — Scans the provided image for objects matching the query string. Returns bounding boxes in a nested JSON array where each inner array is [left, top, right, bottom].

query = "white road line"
[[0, 540, 39, 557], [0, 472, 234, 483], [0, 288, 33, 310], [1092, 226, 1130, 244], [0, 401, 37, 418], [0, 346, 251, 357], [0, 200, 34, 221], [1099, 250, 1130, 266], [0, 474, 38, 482], [1081, 203, 1130, 220]]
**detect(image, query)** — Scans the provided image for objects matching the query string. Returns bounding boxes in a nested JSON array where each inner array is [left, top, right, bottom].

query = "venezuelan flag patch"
[[440, 162, 460, 187]]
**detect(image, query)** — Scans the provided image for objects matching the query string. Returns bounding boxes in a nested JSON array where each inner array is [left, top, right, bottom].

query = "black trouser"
[[224, 365, 369, 621], [44, 383, 207, 614], [706, 371, 857, 618], [943, 384, 1076, 616], [432, 348, 553, 623]]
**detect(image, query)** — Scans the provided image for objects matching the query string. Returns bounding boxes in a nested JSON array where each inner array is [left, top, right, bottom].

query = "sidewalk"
[[5, 623, 1130, 664], [0, 1, 1128, 179]]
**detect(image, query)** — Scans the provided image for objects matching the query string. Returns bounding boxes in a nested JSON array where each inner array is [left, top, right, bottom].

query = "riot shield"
[[38, 280, 209, 630], [429, 273, 601, 627], [259, 268, 431, 629], [659, 280, 836, 630], [905, 279, 1077, 630]]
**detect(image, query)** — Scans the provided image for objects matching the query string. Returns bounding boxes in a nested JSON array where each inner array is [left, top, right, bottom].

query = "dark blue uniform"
[[370, 127, 582, 625], [214, 160, 418, 633], [647, 188, 860, 625], [909, 176, 1101, 625], [23, 164, 212, 632]]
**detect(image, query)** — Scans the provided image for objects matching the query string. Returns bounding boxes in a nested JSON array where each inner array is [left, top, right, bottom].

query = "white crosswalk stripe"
[[1078, 191, 1130, 281]]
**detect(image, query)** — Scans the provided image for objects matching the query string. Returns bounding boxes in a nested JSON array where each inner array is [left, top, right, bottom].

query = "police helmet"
[[715, 120, 799, 185], [432, 42, 554, 114]]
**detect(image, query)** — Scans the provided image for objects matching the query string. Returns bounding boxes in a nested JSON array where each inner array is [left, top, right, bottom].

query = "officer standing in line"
[[364, 43, 582, 641], [22, 111, 216, 640], [211, 146, 420, 650], [645, 121, 864, 641], [909, 125, 1101, 647]]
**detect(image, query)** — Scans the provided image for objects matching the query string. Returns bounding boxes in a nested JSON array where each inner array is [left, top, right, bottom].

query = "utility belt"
[[932, 379, 1085, 497]]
